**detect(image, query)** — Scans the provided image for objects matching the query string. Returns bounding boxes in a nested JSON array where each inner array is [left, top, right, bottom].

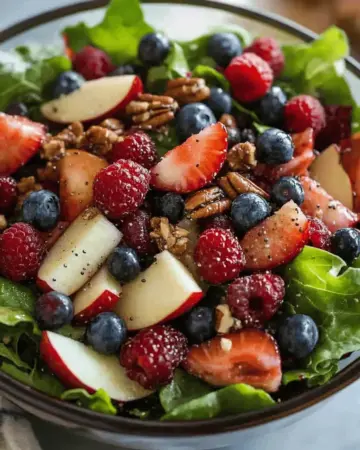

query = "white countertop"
[[2, 1, 360, 449]]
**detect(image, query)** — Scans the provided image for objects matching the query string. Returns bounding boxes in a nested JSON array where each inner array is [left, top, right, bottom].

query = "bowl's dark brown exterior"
[[1, 0, 360, 446]]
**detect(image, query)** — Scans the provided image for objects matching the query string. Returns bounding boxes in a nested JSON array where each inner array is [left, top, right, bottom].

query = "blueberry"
[[256, 128, 294, 164], [271, 176, 304, 207], [108, 247, 141, 283], [207, 33, 242, 67], [22, 190, 60, 231], [231, 193, 271, 235], [331, 228, 360, 264], [176, 103, 216, 142], [181, 306, 216, 344], [51, 71, 85, 99], [227, 127, 242, 147], [5, 102, 28, 117], [86, 312, 127, 355], [36, 291, 73, 330], [206, 87, 232, 119], [277, 314, 319, 359], [109, 64, 136, 76], [258, 86, 287, 126], [138, 32, 170, 66], [155, 192, 184, 223], [240, 128, 256, 144]]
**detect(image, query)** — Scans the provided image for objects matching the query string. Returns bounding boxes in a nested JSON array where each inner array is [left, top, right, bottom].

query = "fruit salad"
[[1, 0, 360, 421]]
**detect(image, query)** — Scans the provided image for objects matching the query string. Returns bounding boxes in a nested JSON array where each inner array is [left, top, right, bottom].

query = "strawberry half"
[[241, 200, 309, 271], [0, 113, 46, 175], [184, 329, 282, 393], [59, 150, 107, 222], [300, 176, 358, 232], [255, 128, 315, 182], [150, 123, 228, 193]]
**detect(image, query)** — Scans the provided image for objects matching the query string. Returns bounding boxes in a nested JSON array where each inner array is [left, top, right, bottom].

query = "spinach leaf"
[[61, 388, 117, 415], [148, 126, 179, 157], [0, 47, 71, 111], [192, 65, 229, 91], [283, 246, 360, 383], [1, 362, 65, 397], [162, 384, 275, 421], [63, 0, 154, 64], [160, 370, 212, 413], [232, 99, 260, 122], [0, 278, 37, 315], [0, 343, 31, 370], [56, 324, 85, 342]]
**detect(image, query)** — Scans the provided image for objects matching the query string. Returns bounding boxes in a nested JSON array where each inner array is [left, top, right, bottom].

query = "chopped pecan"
[[185, 186, 231, 220], [165, 77, 210, 105], [41, 122, 84, 160], [227, 142, 257, 172], [16, 176, 43, 209], [99, 118, 125, 135], [81, 125, 120, 156], [150, 217, 189, 256], [215, 305, 235, 334], [218, 172, 270, 200], [0, 215, 7, 231], [126, 93, 179, 130], [37, 161, 60, 183], [220, 113, 237, 129]]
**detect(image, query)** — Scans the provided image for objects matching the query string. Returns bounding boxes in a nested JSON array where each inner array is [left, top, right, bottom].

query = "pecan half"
[[165, 77, 210, 105], [227, 142, 257, 172], [126, 93, 179, 130], [218, 172, 270, 200], [99, 118, 125, 135], [80, 125, 120, 156], [185, 186, 231, 220], [150, 217, 189, 256], [41, 122, 84, 160]]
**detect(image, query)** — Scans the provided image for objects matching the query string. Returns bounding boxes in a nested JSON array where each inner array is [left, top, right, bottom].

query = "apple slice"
[[37, 207, 122, 295], [40, 331, 152, 401], [59, 150, 107, 222], [341, 133, 360, 212], [115, 250, 203, 331], [310, 144, 353, 210], [73, 266, 122, 324], [41, 75, 143, 124]]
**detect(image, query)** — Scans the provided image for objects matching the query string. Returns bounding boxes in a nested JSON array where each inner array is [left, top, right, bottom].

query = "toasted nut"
[[220, 337, 233, 352], [165, 77, 210, 105], [185, 186, 231, 219], [0, 215, 7, 231], [150, 217, 190, 256], [215, 304, 235, 334], [218, 172, 270, 200], [227, 142, 257, 172]]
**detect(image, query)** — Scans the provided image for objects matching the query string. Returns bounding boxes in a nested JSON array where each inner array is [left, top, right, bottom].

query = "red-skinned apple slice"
[[73, 266, 122, 324], [240, 200, 309, 271], [37, 207, 122, 295], [40, 331, 152, 401], [41, 75, 143, 124], [300, 176, 358, 232], [115, 250, 203, 331], [309, 144, 353, 210], [341, 133, 360, 212]]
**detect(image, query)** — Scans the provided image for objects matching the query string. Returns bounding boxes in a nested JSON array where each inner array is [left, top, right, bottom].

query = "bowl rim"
[[1, 0, 360, 438]]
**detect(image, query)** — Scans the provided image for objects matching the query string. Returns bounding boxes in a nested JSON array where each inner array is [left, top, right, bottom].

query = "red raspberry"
[[120, 325, 188, 390], [110, 131, 158, 169], [194, 228, 245, 284], [200, 215, 234, 233], [0, 176, 17, 214], [244, 37, 285, 77], [93, 159, 150, 220], [119, 209, 156, 255], [308, 217, 331, 251], [224, 53, 273, 103], [73, 46, 115, 80], [284, 95, 326, 136], [227, 274, 285, 327], [316, 105, 352, 151], [0, 223, 44, 282]]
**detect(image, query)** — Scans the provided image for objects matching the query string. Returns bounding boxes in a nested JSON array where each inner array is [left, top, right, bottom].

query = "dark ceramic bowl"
[[1, 1, 360, 449]]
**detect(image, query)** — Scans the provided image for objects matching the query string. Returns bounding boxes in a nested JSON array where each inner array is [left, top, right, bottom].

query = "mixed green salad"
[[0, 0, 360, 422]]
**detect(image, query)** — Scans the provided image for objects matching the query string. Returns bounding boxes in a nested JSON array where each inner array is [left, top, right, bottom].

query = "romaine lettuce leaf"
[[283, 246, 360, 384], [192, 65, 230, 91], [61, 388, 117, 415], [63, 0, 153, 63], [162, 383, 275, 421], [0, 278, 37, 315]]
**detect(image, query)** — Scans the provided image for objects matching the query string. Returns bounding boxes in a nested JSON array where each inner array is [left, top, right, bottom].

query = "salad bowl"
[[1, 1, 360, 449]]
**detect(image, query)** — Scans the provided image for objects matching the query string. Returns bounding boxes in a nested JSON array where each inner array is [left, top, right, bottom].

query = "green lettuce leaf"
[[0, 278, 37, 315], [283, 365, 338, 387], [63, 0, 153, 63], [0, 47, 71, 111], [148, 126, 179, 157], [56, 324, 85, 341], [232, 99, 260, 122], [192, 65, 230, 91], [61, 388, 117, 415], [162, 383, 275, 421], [283, 246, 360, 383], [0, 343, 31, 370], [160, 369, 212, 413]]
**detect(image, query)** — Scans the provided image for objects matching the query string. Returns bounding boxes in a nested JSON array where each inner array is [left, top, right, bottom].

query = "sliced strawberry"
[[39, 221, 69, 251], [62, 33, 75, 61], [0, 113, 46, 175], [150, 123, 228, 193], [184, 329, 282, 393], [59, 150, 107, 222], [300, 176, 358, 232], [341, 134, 360, 212], [255, 128, 315, 182], [240, 201, 309, 271]]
